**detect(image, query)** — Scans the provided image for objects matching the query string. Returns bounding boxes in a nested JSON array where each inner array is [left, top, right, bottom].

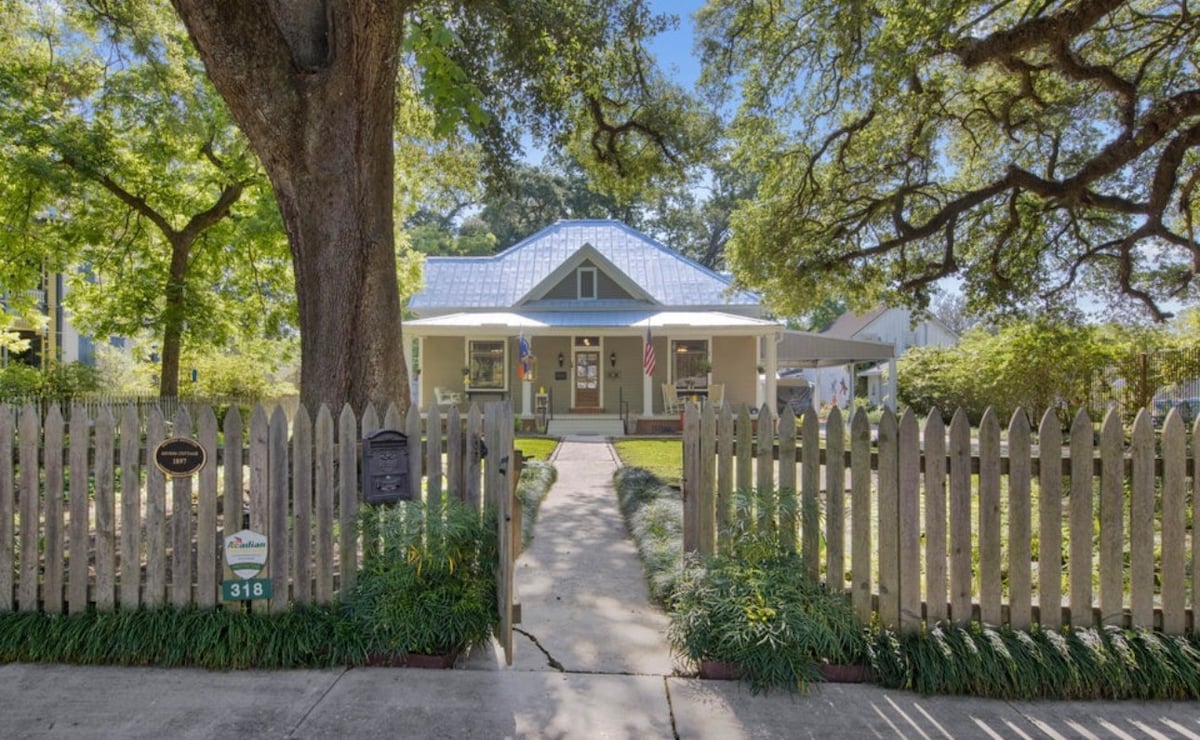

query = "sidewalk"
[[3, 436, 1200, 738]]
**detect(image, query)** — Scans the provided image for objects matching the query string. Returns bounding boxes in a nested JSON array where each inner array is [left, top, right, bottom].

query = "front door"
[[574, 350, 600, 409]]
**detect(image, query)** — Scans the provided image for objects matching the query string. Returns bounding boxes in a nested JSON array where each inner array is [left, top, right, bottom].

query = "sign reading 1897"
[[221, 529, 271, 601]]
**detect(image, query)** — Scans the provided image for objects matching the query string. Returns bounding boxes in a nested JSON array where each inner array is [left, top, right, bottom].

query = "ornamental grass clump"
[[667, 512, 868, 694], [344, 500, 498, 659]]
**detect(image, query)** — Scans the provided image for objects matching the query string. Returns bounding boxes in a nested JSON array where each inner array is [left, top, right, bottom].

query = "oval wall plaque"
[[154, 437, 207, 477]]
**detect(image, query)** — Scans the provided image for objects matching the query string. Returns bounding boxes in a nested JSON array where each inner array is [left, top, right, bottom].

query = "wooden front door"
[[574, 350, 600, 409]]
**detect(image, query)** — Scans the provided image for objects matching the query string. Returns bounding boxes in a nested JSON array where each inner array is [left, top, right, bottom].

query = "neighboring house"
[[1, 272, 93, 369], [406, 220, 893, 433], [816, 306, 960, 408]]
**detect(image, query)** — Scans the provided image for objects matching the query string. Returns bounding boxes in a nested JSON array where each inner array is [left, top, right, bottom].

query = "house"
[[2, 272, 94, 369], [405, 220, 893, 434], [813, 306, 960, 408]]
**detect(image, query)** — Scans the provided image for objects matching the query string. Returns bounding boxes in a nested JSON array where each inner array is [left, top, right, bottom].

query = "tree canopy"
[[0, 1, 292, 395], [701, 0, 1200, 321]]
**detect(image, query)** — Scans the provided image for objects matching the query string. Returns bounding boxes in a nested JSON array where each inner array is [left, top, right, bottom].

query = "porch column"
[[522, 380, 533, 417], [405, 338, 419, 408], [643, 368, 653, 416]]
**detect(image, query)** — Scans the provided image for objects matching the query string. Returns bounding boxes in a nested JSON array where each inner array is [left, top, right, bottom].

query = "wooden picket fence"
[[0, 400, 514, 616], [682, 402, 1199, 635]]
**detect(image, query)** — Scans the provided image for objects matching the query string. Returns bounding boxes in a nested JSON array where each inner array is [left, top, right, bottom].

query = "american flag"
[[643, 325, 656, 376]]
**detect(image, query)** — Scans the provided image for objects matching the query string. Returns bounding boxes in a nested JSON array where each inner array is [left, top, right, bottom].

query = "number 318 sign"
[[221, 529, 272, 601]]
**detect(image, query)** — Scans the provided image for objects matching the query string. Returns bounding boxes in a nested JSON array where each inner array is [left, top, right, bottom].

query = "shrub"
[[517, 459, 556, 547], [344, 500, 498, 657], [613, 467, 684, 604]]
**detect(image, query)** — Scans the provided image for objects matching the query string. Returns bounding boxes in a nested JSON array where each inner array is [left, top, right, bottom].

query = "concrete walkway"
[[501, 435, 672, 675]]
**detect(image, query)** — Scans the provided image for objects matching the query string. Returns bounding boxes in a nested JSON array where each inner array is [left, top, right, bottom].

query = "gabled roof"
[[823, 307, 890, 338], [408, 220, 760, 316]]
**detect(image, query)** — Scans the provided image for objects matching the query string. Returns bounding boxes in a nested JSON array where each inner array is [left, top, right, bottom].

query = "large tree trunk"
[[171, 1, 410, 414]]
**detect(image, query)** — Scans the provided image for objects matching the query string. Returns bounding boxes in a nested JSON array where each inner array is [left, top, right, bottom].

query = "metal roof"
[[408, 220, 761, 315]]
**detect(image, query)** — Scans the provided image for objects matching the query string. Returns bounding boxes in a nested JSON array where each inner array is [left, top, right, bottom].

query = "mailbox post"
[[361, 429, 412, 504]]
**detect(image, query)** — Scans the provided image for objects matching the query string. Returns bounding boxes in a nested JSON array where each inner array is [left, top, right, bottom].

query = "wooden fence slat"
[[735, 405, 754, 506], [777, 406, 796, 552], [447, 406, 463, 502], [222, 405, 245, 536], [337, 404, 358, 598], [120, 405, 142, 610], [850, 408, 872, 622], [699, 402, 716, 555], [948, 409, 972, 623], [407, 403, 423, 506], [876, 408, 899, 630], [1160, 411, 1186, 634], [978, 408, 1001, 625], [427, 404, 443, 508], [170, 407, 193, 608], [18, 406, 39, 612], [43, 406, 64, 614], [1068, 409, 1094, 626], [94, 408, 116, 611], [682, 403, 701, 554], [801, 404, 820, 579], [756, 405, 775, 534], [923, 410, 947, 623], [249, 405, 270, 613], [465, 404, 483, 511], [314, 405, 335, 604], [898, 408, 921, 632], [68, 405, 90, 614], [0, 407, 12, 611], [1098, 408, 1124, 626], [194, 407, 218, 609], [1037, 409, 1063, 630], [825, 406, 845, 593], [1193, 416, 1200, 629], [292, 405, 313, 605], [384, 403, 402, 431], [1006, 409, 1032, 631], [268, 406, 290, 613], [716, 404, 734, 539], [1129, 409, 1155, 628]]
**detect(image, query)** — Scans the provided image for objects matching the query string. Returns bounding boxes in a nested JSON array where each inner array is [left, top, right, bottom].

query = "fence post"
[[682, 403, 701, 554]]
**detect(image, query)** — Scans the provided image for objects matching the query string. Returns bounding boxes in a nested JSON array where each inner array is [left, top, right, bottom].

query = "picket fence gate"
[[682, 402, 1199, 635], [0, 400, 517, 626]]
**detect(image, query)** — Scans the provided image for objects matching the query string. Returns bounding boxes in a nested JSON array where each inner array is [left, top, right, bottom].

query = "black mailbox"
[[361, 429, 412, 504]]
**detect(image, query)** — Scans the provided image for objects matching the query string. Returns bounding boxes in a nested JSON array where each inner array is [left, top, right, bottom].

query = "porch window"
[[672, 339, 709, 384], [577, 267, 597, 300], [467, 339, 506, 389]]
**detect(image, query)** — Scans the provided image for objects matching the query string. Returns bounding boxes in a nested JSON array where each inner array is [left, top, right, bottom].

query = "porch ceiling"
[[778, 330, 894, 368]]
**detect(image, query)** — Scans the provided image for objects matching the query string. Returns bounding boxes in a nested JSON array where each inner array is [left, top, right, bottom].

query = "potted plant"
[[462, 366, 472, 386], [666, 517, 868, 693], [344, 500, 498, 667]]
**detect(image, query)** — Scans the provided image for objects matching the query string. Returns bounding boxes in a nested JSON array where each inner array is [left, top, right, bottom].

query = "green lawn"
[[611, 438, 682, 486], [515, 437, 559, 461]]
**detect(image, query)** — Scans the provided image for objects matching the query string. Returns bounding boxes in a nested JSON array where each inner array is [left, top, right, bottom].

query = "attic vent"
[[577, 267, 597, 300]]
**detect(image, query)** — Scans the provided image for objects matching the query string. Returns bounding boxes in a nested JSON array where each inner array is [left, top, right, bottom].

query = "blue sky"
[[648, 1, 705, 88]]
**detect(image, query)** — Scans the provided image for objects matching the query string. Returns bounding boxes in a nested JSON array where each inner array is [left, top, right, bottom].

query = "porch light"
[[609, 352, 617, 368], [557, 352, 565, 367]]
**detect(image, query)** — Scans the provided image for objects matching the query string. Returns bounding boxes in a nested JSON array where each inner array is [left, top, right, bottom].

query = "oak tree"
[[701, 0, 1200, 321], [170, 1, 703, 412]]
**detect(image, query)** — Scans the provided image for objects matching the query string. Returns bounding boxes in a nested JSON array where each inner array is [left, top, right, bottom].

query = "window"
[[577, 267, 597, 300], [467, 339, 506, 389], [671, 339, 709, 383]]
